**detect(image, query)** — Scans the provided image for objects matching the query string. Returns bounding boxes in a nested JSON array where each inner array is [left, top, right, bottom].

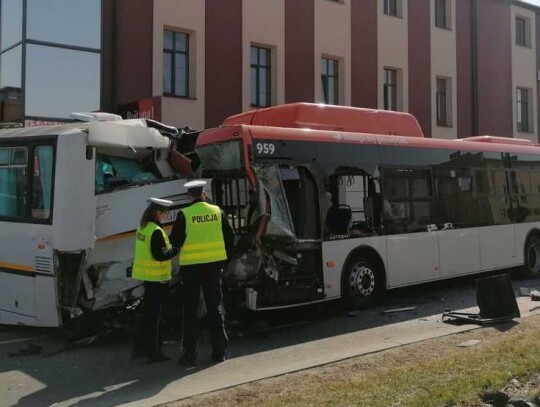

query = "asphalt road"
[[1, 271, 538, 407]]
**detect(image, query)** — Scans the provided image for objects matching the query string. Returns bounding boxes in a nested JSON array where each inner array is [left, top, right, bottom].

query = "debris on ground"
[[381, 306, 417, 314], [42, 334, 99, 357], [8, 344, 42, 357], [456, 339, 481, 347], [518, 287, 540, 301], [480, 372, 540, 407], [519, 287, 533, 297], [530, 290, 540, 301]]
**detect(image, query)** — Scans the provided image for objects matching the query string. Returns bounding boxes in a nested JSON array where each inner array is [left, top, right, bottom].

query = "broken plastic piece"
[[457, 339, 481, 347], [443, 274, 520, 325], [382, 306, 417, 314], [530, 290, 540, 301]]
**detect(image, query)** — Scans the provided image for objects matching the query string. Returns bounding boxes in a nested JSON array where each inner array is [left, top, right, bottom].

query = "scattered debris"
[[443, 275, 520, 325], [247, 321, 309, 336], [42, 334, 98, 357], [482, 390, 509, 406], [519, 287, 533, 297], [457, 339, 481, 347], [8, 344, 42, 357], [382, 306, 417, 314], [530, 290, 540, 301], [480, 373, 540, 407]]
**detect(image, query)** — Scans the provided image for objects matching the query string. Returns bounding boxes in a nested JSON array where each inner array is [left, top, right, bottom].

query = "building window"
[[321, 57, 339, 105], [517, 88, 531, 132], [436, 77, 451, 127], [384, 68, 398, 111], [384, 0, 400, 17], [516, 17, 529, 47], [163, 30, 189, 97], [251, 46, 271, 107], [435, 0, 450, 29]]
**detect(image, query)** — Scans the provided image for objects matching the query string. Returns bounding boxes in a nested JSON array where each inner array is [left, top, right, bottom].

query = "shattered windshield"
[[196, 141, 243, 172], [254, 164, 295, 239]]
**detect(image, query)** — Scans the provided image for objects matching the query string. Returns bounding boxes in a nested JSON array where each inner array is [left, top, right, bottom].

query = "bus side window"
[[0, 147, 28, 218], [382, 168, 433, 233]]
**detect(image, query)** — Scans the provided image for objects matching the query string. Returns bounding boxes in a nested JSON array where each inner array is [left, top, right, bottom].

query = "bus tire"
[[524, 235, 540, 277], [342, 253, 384, 310]]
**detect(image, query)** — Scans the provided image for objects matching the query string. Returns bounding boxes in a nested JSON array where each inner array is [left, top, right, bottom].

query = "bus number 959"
[[255, 142, 275, 155]]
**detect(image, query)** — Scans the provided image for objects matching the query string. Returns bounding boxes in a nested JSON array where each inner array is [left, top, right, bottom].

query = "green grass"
[[259, 325, 540, 407], [174, 319, 540, 407]]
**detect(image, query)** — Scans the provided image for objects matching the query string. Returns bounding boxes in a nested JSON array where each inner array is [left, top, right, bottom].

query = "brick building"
[[1, 0, 540, 140]]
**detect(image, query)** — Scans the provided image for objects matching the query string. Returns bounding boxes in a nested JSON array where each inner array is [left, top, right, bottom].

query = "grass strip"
[[259, 324, 540, 407]]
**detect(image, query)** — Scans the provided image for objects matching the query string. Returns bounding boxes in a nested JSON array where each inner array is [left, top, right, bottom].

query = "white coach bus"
[[0, 115, 191, 327]]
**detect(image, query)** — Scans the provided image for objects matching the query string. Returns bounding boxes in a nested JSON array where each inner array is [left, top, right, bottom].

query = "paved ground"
[[2, 273, 539, 407]]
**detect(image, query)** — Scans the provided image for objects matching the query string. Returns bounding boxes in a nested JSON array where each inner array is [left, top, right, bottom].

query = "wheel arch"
[[340, 245, 387, 297]]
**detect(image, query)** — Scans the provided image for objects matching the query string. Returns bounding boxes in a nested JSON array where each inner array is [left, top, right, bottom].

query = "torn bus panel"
[[206, 158, 327, 310]]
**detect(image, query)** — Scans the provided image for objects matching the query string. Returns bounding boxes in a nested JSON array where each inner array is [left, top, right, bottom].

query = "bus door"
[[433, 168, 481, 278], [382, 168, 440, 286], [279, 166, 323, 282]]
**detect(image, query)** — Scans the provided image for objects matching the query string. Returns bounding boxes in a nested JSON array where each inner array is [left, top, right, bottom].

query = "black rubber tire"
[[341, 253, 385, 310], [524, 235, 540, 277]]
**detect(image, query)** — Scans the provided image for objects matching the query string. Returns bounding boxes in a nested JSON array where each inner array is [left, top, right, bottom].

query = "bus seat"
[[326, 204, 352, 235]]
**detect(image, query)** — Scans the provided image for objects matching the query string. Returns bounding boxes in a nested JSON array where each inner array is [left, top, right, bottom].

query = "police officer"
[[170, 180, 235, 366], [132, 198, 179, 363]]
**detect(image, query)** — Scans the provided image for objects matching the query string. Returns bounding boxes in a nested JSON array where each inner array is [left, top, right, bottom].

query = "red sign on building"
[[117, 96, 161, 120]]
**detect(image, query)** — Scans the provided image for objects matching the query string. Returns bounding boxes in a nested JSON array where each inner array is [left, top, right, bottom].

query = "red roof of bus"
[[223, 103, 424, 138], [197, 103, 540, 155]]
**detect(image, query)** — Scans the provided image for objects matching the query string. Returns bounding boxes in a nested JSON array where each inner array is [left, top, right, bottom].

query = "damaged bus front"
[[196, 122, 345, 311], [0, 116, 193, 327]]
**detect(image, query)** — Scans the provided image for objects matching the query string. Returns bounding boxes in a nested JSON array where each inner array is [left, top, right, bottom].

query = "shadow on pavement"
[[1, 271, 536, 407]]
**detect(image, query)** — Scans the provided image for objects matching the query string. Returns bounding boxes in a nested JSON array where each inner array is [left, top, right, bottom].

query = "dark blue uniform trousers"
[[182, 263, 228, 358]]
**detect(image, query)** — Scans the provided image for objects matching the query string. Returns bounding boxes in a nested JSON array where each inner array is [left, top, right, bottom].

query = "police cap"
[[184, 180, 206, 195], [148, 197, 173, 210]]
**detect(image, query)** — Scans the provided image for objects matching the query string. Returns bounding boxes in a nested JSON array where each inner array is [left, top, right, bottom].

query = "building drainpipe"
[[471, 0, 479, 136]]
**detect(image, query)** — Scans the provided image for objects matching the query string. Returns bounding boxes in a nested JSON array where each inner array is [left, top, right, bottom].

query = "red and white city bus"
[[194, 103, 540, 312]]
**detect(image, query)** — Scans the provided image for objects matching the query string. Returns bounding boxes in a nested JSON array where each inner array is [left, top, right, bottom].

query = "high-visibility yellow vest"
[[132, 222, 172, 281], [179, 202, 227, 265]]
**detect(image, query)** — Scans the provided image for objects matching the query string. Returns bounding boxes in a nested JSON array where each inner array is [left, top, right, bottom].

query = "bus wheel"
[[525, 235, 540, 277], [342, 254, 383, 310]]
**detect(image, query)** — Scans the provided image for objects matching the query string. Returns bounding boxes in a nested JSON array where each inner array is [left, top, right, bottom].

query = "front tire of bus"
[[342, 254, 384, 311], [524, 235, 540, 277]]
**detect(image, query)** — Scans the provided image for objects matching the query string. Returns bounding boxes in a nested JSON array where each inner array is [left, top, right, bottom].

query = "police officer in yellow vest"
[[132, 198, 179, 363], [170, 180, 234, 366]]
